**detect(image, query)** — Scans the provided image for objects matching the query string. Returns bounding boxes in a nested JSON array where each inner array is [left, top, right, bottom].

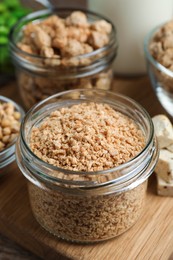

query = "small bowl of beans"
[[0, 95, 25, 176]]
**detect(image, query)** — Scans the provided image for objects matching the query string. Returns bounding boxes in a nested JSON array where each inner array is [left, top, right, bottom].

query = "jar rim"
[[9, 7, 117, 62], [144, 22, 173, 77], [17, 89, 157, 190]]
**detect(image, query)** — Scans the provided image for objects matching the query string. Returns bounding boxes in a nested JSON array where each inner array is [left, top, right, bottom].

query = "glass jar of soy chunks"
[[9, 8, 117, 109], [16, 89, 158, 242]]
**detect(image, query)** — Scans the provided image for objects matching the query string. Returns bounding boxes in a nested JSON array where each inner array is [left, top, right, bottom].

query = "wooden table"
[[0, 75, 173, 260]]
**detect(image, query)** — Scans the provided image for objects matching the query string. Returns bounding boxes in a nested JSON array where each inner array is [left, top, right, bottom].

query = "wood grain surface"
[[0, 233, 41, 260], [0, 76, 173, 260]]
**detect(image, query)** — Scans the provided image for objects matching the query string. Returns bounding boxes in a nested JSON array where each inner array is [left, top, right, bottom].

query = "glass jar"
[[144, 23, 173, 118], [0, 96, 25, 176], [15, 89, 158, 243], [9, 8, 117, 110], [89, 0, 173, 75]]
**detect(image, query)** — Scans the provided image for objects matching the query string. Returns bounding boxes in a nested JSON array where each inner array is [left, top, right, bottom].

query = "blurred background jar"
[[89, 0, 173, 76], [9, 8, 117, 110]]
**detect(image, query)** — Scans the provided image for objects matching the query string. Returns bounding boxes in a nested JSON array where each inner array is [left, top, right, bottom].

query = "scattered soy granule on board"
[[30, 102, 145, 172]]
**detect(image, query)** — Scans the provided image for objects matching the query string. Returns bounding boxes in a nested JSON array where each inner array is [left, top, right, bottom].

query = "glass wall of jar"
[[15, 89, 158, 243], [9, 8, 117, 110], [0, 96, 25, 177]]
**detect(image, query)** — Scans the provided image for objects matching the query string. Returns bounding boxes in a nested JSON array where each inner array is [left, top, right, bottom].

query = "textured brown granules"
[[19, 11, 112, 59], [28, 102, 147, 242], [28, 180, 147, 242], [30, 102, 145, 172]]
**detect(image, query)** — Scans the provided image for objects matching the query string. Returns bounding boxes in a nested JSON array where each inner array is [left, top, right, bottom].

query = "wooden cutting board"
[[1, 77, 173, 260], [1, 162, 173, 260]]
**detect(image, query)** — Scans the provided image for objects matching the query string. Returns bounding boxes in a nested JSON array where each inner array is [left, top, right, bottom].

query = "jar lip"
[[0, 141, 15, 159], [144, 21, 173, 77], [20, 89, 154, 176], [9, 7, 117, 62]]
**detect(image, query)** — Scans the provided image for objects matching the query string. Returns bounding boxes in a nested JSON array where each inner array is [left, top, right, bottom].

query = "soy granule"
[[30, 102, 145, 171]]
